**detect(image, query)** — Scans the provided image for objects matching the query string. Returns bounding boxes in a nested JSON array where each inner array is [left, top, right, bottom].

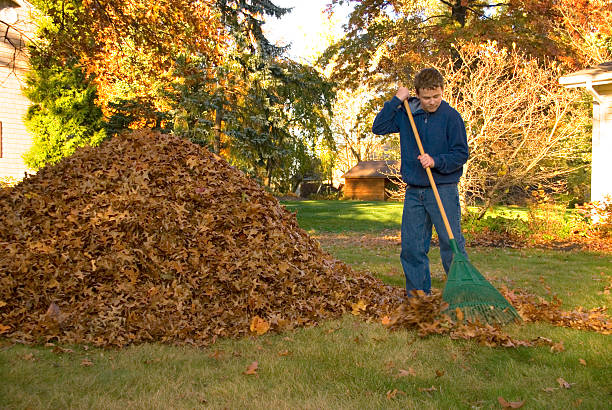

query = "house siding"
[[0, 0, 35, 181]]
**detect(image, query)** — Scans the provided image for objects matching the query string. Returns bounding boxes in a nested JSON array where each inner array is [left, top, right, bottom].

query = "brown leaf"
[[277, 350, 290, 357], [557, 377, 571, 389], [578, 358, 586, 366], [81, 358, 94, 367], [0, 324, 10, 334], [52, 346, 74, 354], [435, 369, 445, 378], [385, 389, 405, 400], [244, 361, 258, 375], [498, 397, 525, 408], [381, 315, 391, 326], [418, 386, 437, 393], [542, 387, 557, 393], [550, 341, 565, 353], [46, 279, 60, 289], [455, 307, 464, 321], [397, 368, 417, 377], [208, 350, 225, 360], [46, 302, 61, 319]]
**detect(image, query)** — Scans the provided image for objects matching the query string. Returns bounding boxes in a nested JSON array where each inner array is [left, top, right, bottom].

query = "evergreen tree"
[[22, 61, 106, 170]]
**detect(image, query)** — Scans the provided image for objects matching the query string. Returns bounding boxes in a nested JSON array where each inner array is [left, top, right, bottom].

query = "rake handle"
[[402, 99, 454, 240]]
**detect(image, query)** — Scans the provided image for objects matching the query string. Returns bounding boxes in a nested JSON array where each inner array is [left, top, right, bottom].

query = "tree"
[[331, 86, 399, 177], [167, 1, 335, 191], [383, 42, 591, 212], [26, 0, 229, 110], [22, 61, 106, 170], [322, 0, 612, 91], [447, 43, 592, 212], [22, 0, 336, 189]]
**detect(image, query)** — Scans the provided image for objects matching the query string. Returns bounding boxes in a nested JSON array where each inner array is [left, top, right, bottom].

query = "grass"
[[1, 200, 611, 409], [282, 200, 404, 233]]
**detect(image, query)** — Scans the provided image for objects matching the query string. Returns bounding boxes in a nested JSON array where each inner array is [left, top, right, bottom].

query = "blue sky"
[[263, 0, 353, 63]]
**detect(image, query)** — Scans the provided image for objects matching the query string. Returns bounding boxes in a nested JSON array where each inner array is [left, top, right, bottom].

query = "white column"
[[590, 94, 612, 204]]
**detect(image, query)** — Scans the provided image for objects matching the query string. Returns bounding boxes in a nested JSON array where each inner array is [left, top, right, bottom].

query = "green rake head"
[[442, 240, 522, 325]]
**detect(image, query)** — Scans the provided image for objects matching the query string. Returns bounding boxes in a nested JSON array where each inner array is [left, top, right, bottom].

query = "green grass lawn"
[[282, 200, 404, 233], [1, 200, 610, 409]]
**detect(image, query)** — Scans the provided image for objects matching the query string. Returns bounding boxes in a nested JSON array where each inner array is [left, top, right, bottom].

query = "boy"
[[372, 68, 469, 295]]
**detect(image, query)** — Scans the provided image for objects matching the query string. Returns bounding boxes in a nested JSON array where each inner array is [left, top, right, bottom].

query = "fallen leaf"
[[23, 353, 34, 361], [435, 369, 445, 378], [45, 302, 61, 320], [0, 324, 10, 334], [381, 315, 391, 326], [52, 346, 74, 354], [249, 316, 270, 336], [542, 387, 557, 393], [81, 358, 94, 367], [418, 386, 437, 392], [386, 389, 405, 400], [574, 399, 583, 407], [550, 341, 565, 353], [46, 279, 60, 289], [351, 300, 368, 315], [578, 358, 586, 366], [244, 361, 258, 375], [497, 396, 525, 408], [397, 368, 417, 377], [455, 307, 464, 321], [277, 350, 290, 357], [557, 377, 571, 389], [0, 301, 6, 308], [208, 350, 224, 360]]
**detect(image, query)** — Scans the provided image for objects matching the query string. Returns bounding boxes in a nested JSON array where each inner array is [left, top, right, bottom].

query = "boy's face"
[[416, 86, 443, 113]]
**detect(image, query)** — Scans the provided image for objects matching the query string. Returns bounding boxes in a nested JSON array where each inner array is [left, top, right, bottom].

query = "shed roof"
[[343, 160, 399, 179], [559, 61, 612, 87]]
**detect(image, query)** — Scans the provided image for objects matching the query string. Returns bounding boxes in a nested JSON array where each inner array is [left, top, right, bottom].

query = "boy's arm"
[[372, 96, 403, 135], [431, 112, 469, 174]]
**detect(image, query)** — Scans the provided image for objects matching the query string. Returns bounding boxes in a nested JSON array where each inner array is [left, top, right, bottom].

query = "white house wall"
[[0, 0, 35, 181]]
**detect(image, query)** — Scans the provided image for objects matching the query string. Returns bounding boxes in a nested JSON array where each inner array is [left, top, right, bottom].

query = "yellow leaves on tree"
[[77, 0, 226, 108]]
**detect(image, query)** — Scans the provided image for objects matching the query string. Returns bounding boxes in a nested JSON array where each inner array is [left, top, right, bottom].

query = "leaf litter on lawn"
[[0, 130, 609, 349]]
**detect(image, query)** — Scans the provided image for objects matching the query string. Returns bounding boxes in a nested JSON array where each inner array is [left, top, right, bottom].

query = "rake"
[[402, 99, 521, 324]]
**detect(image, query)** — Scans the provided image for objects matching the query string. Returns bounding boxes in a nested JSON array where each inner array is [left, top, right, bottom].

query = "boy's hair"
[[414, 68, 444, 91]]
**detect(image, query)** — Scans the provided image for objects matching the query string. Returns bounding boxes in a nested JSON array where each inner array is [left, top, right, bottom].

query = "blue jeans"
[[400, 184, 467, 295]]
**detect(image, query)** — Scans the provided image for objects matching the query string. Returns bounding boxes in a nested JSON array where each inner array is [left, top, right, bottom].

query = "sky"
[[262, 0, 353, 64]]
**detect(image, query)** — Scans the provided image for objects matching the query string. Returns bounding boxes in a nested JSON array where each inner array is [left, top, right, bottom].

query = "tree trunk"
[[452, 0, 467, 27], [213, 104, 223, 154]]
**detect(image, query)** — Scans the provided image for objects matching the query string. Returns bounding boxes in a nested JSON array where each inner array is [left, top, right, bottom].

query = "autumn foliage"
[[0, 130, 403, 346]]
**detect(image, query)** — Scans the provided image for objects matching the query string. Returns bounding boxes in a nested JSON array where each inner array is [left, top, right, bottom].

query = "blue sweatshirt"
[[372, 96, 468, 187]]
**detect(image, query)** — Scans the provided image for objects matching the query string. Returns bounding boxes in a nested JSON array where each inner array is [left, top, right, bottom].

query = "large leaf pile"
[[0, 130, 403, 346]]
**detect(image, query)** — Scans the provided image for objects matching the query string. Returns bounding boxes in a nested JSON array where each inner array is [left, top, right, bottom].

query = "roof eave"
[[559, 73, 612, 88]]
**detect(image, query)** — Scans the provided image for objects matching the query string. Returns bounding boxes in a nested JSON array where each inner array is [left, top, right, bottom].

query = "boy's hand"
[[418, 154, 435, 169], [395, 87, 411, 101]]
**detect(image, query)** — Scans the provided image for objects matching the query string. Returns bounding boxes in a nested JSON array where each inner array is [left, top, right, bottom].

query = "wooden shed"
[[559, 62, 612, 203], [0, 0, 35, 181], [342, 160, 399, 201]]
